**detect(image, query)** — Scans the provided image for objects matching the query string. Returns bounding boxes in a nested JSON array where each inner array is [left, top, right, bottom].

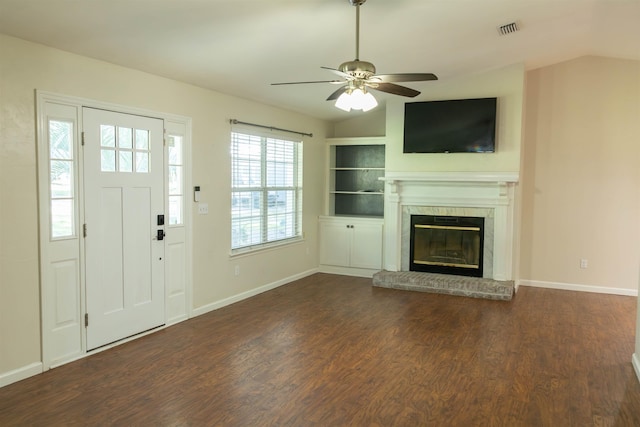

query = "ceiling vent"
[[497, 22, 520, 36]]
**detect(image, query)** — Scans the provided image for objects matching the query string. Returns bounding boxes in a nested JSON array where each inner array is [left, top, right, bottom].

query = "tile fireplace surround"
[[380, 172, 519, 281]]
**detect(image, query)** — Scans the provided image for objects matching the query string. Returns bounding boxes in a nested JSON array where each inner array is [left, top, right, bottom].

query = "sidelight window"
[[48, 119, 75, 239], [167, 134, 184, 225]]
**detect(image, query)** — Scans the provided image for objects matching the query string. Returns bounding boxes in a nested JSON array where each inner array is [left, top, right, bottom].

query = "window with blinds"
[[231, 130, 303, 251]]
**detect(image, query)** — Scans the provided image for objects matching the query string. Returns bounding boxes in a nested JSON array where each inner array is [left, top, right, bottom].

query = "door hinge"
[[81, 131, 85, 146], [83, 223, 87, 238], [84, 313, 89, 327], [163, 128, 167, 146]]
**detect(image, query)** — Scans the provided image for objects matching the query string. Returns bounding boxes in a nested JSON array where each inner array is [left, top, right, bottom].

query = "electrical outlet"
[[234, 265, 240, 276], [580, 259, 588, 269], [198, 203, 209, 214]]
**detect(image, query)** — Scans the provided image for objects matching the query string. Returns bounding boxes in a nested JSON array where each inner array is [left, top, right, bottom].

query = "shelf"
[[324, 214, 384, 219], [331, 191, 384, 195], [334, 193, 384, 217], [326, 136, 386, 145], [330, 167, 385, 171]]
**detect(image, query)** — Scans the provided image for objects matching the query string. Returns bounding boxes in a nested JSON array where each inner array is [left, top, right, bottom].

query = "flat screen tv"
[[403, 97, 497, 153]]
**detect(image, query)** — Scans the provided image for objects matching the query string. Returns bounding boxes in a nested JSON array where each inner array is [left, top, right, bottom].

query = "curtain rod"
[[230, 119, 313, 138]]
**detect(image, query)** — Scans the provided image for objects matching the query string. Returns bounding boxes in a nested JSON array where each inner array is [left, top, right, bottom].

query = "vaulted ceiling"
[[0, 0, 638, 121]]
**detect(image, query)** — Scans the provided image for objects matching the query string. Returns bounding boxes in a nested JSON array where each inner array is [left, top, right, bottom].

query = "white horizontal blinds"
[[231, 132, 263, 248], [265, 137, 299, 241], [231, 130, 302, 250], [48, 119, 75, 239]]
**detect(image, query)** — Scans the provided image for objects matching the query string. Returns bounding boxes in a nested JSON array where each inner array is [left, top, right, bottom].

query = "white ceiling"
[[1, 0, 638, 121]]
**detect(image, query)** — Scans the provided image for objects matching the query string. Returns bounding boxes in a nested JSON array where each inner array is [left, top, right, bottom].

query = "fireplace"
[[410, 215, 484, 277], [381, 171, 519, 281]]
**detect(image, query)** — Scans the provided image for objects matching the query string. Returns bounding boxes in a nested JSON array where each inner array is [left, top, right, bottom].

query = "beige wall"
[[520, 56, 640, 292], [385, 63, 525, 173], [331, 108, 387, 138], [0, 34, 327, 377]]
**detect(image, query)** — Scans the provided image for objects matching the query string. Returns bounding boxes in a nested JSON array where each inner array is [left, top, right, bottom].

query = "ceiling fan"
[[272, 0, 438, 112]]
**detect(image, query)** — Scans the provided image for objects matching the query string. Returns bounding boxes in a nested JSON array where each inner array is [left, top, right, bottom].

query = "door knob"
[[156, 230, 165, 241]]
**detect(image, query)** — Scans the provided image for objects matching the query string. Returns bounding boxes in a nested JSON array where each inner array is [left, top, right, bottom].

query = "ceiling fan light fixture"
[[350, 88, 366, 109], [359, 89, 378, 112], [335, 90, 354, 111], [356, 89, 378, 111], [334, 87, 377, 112]]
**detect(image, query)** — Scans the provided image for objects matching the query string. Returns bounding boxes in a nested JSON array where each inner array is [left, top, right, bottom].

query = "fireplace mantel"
[[383, 171, 519, 184], [380, 171, 519, 281]]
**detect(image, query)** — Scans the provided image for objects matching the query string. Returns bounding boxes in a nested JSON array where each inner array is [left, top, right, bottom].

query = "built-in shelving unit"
[[327, 137, 386, 217], [321, 136, 386, 277]]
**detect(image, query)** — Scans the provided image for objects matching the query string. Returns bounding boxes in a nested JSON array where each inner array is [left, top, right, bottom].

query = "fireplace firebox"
[[410, 215, 484, 278]]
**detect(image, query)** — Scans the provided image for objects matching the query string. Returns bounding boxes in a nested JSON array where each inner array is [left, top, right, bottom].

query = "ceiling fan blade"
[[320, 66, 354, 80], [370, 73, 438, 83], [271, 80, 342, 85], [368, 82, 421, 98], [326, 86, 348, 101]]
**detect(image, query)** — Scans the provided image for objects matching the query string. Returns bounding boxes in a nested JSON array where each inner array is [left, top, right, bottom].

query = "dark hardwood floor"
[[1, 273, 639, 426]]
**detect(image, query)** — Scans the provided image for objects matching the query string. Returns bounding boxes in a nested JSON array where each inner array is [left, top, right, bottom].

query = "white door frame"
[[36, 91, 193, 370]]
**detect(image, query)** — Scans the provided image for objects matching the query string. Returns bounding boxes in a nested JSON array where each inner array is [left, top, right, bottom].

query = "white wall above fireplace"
[[381, 171, 519, 281]]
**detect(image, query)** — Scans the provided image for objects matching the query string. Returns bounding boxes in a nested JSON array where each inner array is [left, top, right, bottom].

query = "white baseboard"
[[192, 268, 318, 317], [633, 353, 640, 385], [0, 362, 43, 388], [514, 279, 522, 293], [167, 314, 189, 326], [318, 265, 379, 278], [519, 279, 638, 297]]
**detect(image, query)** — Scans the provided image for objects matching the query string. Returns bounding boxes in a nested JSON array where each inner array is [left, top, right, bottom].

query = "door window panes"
[[136, 129, 149, 150], [119, 150, 133, 172], [118, 127, 133, 149], [101, 149, 116, 172], [100, 125, 151, 174], [136, 152, 149, 173], [100, 125, 115, 147]]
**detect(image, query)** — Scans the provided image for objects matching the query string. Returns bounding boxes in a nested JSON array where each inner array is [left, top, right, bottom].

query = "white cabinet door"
[[319, 217, 383, 270], [350, 222, 383, 269], [319, 220, 351, 267]]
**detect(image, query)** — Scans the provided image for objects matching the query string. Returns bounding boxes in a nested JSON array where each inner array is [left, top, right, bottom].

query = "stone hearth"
[[373, 270, 514, 301]]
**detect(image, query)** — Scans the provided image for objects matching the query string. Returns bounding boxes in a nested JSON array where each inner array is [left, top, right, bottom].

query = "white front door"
[[83, 107, 165, 350]]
